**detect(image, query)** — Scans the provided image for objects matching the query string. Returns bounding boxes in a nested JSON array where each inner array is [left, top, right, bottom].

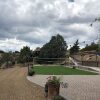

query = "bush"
[[52, 95, 66, 100], [72, 66, 76, 69], [28, 68, 35, 76], [48, 76, 61, 85]]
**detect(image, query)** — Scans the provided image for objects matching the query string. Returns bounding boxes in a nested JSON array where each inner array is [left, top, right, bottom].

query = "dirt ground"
[[0, 67, 46, 100]]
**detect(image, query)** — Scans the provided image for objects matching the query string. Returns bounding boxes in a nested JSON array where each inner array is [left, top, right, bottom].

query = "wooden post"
[[81, 54, 83, 65], [27, 56, 29, 74], [96, 54, 98, 67], [33, 58, 34, 66]]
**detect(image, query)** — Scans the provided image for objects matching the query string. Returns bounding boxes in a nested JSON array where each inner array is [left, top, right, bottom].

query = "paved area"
[[0, 67, 46, 100], [89, 67, 100, 72], [27, 75, 100, 100]]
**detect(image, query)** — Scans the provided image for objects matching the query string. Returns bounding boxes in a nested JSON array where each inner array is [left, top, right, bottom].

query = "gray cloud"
[[0, 0, 100, 51]]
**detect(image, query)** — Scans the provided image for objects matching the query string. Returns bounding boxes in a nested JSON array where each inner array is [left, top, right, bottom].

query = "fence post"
[[96, 54, 98, 67], [33, 58, 34, 66], [81, 54, 83, 65]]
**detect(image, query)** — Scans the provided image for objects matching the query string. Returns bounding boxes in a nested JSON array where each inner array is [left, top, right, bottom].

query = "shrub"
[[72, 66, 76, 69], [48, 76, 61, 85], [52, 95, 66, 100], [28, 68, 35, 76]]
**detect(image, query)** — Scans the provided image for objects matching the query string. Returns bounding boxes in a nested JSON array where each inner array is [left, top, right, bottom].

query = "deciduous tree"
[[18, 46, 33, 63], [39, 34, 67, 58]]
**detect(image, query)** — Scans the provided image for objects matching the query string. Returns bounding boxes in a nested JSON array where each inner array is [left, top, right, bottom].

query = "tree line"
[[13, 34, 99, 64], [0, 34, 99, 66]]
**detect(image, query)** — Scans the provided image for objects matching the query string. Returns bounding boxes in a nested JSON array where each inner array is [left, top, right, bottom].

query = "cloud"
[[0, 38, 41, 51], [0, 0, 100, 51]]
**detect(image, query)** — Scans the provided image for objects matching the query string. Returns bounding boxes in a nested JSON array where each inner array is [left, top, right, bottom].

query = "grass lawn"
[[33, 65, 97, 75]]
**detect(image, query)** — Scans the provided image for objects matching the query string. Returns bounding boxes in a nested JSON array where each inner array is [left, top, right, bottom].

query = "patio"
[[27, 75, 100, 100]]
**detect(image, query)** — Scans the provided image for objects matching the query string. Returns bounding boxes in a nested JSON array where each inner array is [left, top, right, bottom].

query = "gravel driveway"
[[0, 67, 46, 100]]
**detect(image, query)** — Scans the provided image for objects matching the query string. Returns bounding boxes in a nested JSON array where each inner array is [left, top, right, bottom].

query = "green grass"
[[33, 65, 97, 75]]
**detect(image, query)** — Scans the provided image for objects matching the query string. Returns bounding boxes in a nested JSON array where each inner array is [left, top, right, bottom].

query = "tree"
[[0, 50, 4, 53], [39, 34, 67, 58], [14, 51, 19, 53], [81, 42, 98, 52], [70, 39, 80, 54], [33, 47, 41, 57], [18, 46, 33, 63], [0, 52, 14, 68]]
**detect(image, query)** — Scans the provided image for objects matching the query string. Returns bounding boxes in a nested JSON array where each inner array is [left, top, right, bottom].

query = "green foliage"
[[18, 46, 33, 63], [70, 39, 80, 54], [39, 34, 67, 58], [3, 53, 12, 62], [0, 50, 4, 53], [28, 67, 35, 76], [33, 47, 40, 57], [14, 51, 19, 53], [81, 42, 98, 52], [48, 76, 61, 85], [0, 52, 14, 67], [52, 95, 66, 100]]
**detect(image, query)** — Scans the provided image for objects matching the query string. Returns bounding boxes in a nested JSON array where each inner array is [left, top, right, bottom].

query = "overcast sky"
[[0, 0, 100, 51]]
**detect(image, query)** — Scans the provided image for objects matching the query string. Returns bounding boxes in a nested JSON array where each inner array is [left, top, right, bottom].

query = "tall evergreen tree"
[[70, 39, 80, 54]]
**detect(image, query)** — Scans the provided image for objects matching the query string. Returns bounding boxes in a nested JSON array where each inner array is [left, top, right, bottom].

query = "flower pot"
[[48, 82, 60, 98]]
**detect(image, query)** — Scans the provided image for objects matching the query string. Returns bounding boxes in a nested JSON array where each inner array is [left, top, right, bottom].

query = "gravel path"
[[0, 67, 46, 100]]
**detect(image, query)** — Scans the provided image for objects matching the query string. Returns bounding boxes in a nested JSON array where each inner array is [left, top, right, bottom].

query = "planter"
[[48, 82, 60, 98], [52, 95, 66, 100]]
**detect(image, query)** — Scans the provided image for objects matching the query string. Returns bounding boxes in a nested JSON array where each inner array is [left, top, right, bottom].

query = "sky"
[[0, 0, 100, 51]]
